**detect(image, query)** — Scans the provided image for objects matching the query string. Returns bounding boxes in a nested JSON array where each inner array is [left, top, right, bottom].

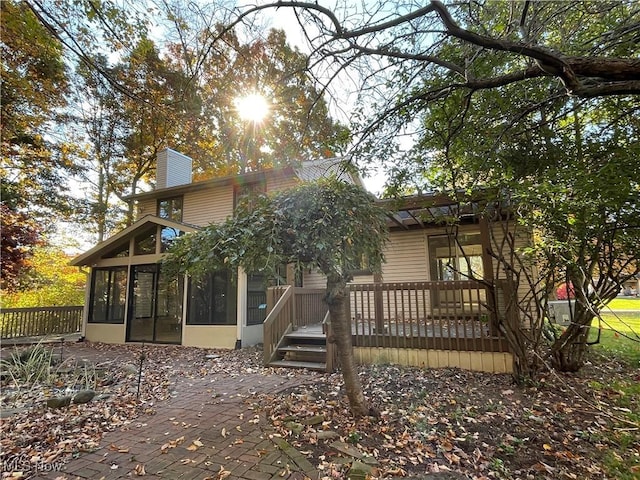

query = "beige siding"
[[303, 270, 326, 289], [182, 325, 237, 349], [136, 198, 156, 219], [381, 230, 428, 282], [488, 220, 536, 324], [85, 323, 126, 344], [183, 185, 234, 226], [267, 175, 298, 194]]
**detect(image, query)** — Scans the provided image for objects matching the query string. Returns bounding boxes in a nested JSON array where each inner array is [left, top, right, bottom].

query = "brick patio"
[[30, 365, 320, 480]]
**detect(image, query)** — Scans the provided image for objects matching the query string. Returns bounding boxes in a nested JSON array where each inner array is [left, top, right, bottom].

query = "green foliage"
[[164, 177, 388, 284], [375, 2, 640, 372], [1, 343, 55, 387], [0, 0, 82, 221], [1, 244, 86, 308], [166, 27, 350, 178]]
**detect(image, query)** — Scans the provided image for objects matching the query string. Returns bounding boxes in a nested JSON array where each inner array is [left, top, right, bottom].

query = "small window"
[[134, 226, 157, 255], [89, 267, 127, 323], [103, 241, 130, 259], [233, 182, 265, 210], [160, 226, 183, 252], [429, 233, 483, 281], [351, 254, 372, 276], [158, 197, 183, 222]]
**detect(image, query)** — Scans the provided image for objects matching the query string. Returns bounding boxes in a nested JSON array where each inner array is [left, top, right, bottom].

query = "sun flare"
[[234, 93, 270, 123]]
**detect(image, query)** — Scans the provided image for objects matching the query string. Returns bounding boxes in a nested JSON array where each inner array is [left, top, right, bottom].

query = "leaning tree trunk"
[[550, 302, 593, 372], [326, 275, 369, 417]]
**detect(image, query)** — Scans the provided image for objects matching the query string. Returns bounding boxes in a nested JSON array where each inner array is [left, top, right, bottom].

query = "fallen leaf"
[[215, 465, 231, 479]]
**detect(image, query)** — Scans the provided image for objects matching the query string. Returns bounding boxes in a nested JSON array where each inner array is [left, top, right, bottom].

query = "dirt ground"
[[1, 341, 638, 479]]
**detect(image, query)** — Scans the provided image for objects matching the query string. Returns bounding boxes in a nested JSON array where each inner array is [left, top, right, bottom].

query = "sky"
[[262, 3, 388, 196]]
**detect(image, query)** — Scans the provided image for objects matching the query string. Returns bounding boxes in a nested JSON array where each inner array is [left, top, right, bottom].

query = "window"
[[187, 271, 237, 325], [89, 267, 127, 323], [134, 226, 157, 255], [233, 182, 265, 210], [428, 233, 485, 310], [103, 241, 129, 258], [350, 254, 373, 276], [158, 197, 183, 222], [160, 226, 183, 252], [429, 233, 484, 281], [247, 274, 270, 326]]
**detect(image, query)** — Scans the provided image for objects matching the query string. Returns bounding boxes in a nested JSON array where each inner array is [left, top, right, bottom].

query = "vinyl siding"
[[381, 230, 428, 282], [488, 220, 537, 326], [136, 198, 157, 219], [183, 185, 234, 226], [303, 270, 326, 289], [267, 175, 298, 194]]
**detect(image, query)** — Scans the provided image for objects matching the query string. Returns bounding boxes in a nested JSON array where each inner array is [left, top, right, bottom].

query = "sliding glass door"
[[127, 265, 183, 344]]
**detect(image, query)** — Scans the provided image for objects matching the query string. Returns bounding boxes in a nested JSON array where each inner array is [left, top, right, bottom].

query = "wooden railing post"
[[373, 273, 384, 334], [291, 287, 297, 329]]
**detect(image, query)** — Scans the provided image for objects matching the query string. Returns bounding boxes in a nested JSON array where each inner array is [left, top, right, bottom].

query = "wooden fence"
[[0, 306, 83, 339]]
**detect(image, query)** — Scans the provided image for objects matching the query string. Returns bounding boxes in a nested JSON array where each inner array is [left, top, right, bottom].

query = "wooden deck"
[[264, 281, 516, 372]]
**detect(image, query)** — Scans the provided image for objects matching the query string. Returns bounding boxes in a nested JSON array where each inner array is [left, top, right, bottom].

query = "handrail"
[[322, 310, 337, 372], [263, 286, 294, 365]]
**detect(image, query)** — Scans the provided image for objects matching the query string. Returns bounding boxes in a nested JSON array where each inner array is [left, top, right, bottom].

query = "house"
[[72, 149, 530, 374]]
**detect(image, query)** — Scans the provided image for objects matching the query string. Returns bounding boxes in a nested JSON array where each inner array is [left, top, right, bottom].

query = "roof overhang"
[[377, 191, 500, 230], [124, 167, 296, 203], [70, 215, 199, 267]]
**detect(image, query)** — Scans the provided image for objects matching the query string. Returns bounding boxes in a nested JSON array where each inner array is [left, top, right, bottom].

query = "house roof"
[[69, 215, 199, 267], [294, 158, 363, 187], [124, 159, 363, 203], [123, 169, 286, 202]]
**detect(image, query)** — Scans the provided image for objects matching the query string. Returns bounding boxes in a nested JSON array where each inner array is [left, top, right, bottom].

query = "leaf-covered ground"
[[257, 357, 640, 479], [1, 342, 638, 479]]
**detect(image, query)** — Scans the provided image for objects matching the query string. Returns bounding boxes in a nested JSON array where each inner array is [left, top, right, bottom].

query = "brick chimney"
[[156, 148, 192, 189]]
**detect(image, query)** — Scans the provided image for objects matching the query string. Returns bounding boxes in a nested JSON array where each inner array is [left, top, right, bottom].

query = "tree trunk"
[[326, 275, 369, 417], [550, 302, 592, 372]]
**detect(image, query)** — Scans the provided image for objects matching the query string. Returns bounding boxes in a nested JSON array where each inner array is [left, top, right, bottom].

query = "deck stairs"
[[268, 324, 328, 372]]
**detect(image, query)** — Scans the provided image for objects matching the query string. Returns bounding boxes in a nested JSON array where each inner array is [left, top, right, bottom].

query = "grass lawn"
[[589, 309, 640, 366], [607, 297, 640, 311]]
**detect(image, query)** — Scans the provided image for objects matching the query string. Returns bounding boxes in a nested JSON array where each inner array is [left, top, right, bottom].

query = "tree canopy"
[[164, 176, 389, 416], [1, 0, 82, 221]]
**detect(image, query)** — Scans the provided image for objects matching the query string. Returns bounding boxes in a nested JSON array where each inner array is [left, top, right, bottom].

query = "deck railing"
[[0, 306, 84, 339], [347, 281, 511, 352], [264, 280, 515, 368]]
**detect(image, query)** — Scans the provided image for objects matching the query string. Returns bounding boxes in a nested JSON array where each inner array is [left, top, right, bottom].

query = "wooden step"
[[285, 330, 325, 340], [268, 360, 327, 371], [278, 344, 327, 354]]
